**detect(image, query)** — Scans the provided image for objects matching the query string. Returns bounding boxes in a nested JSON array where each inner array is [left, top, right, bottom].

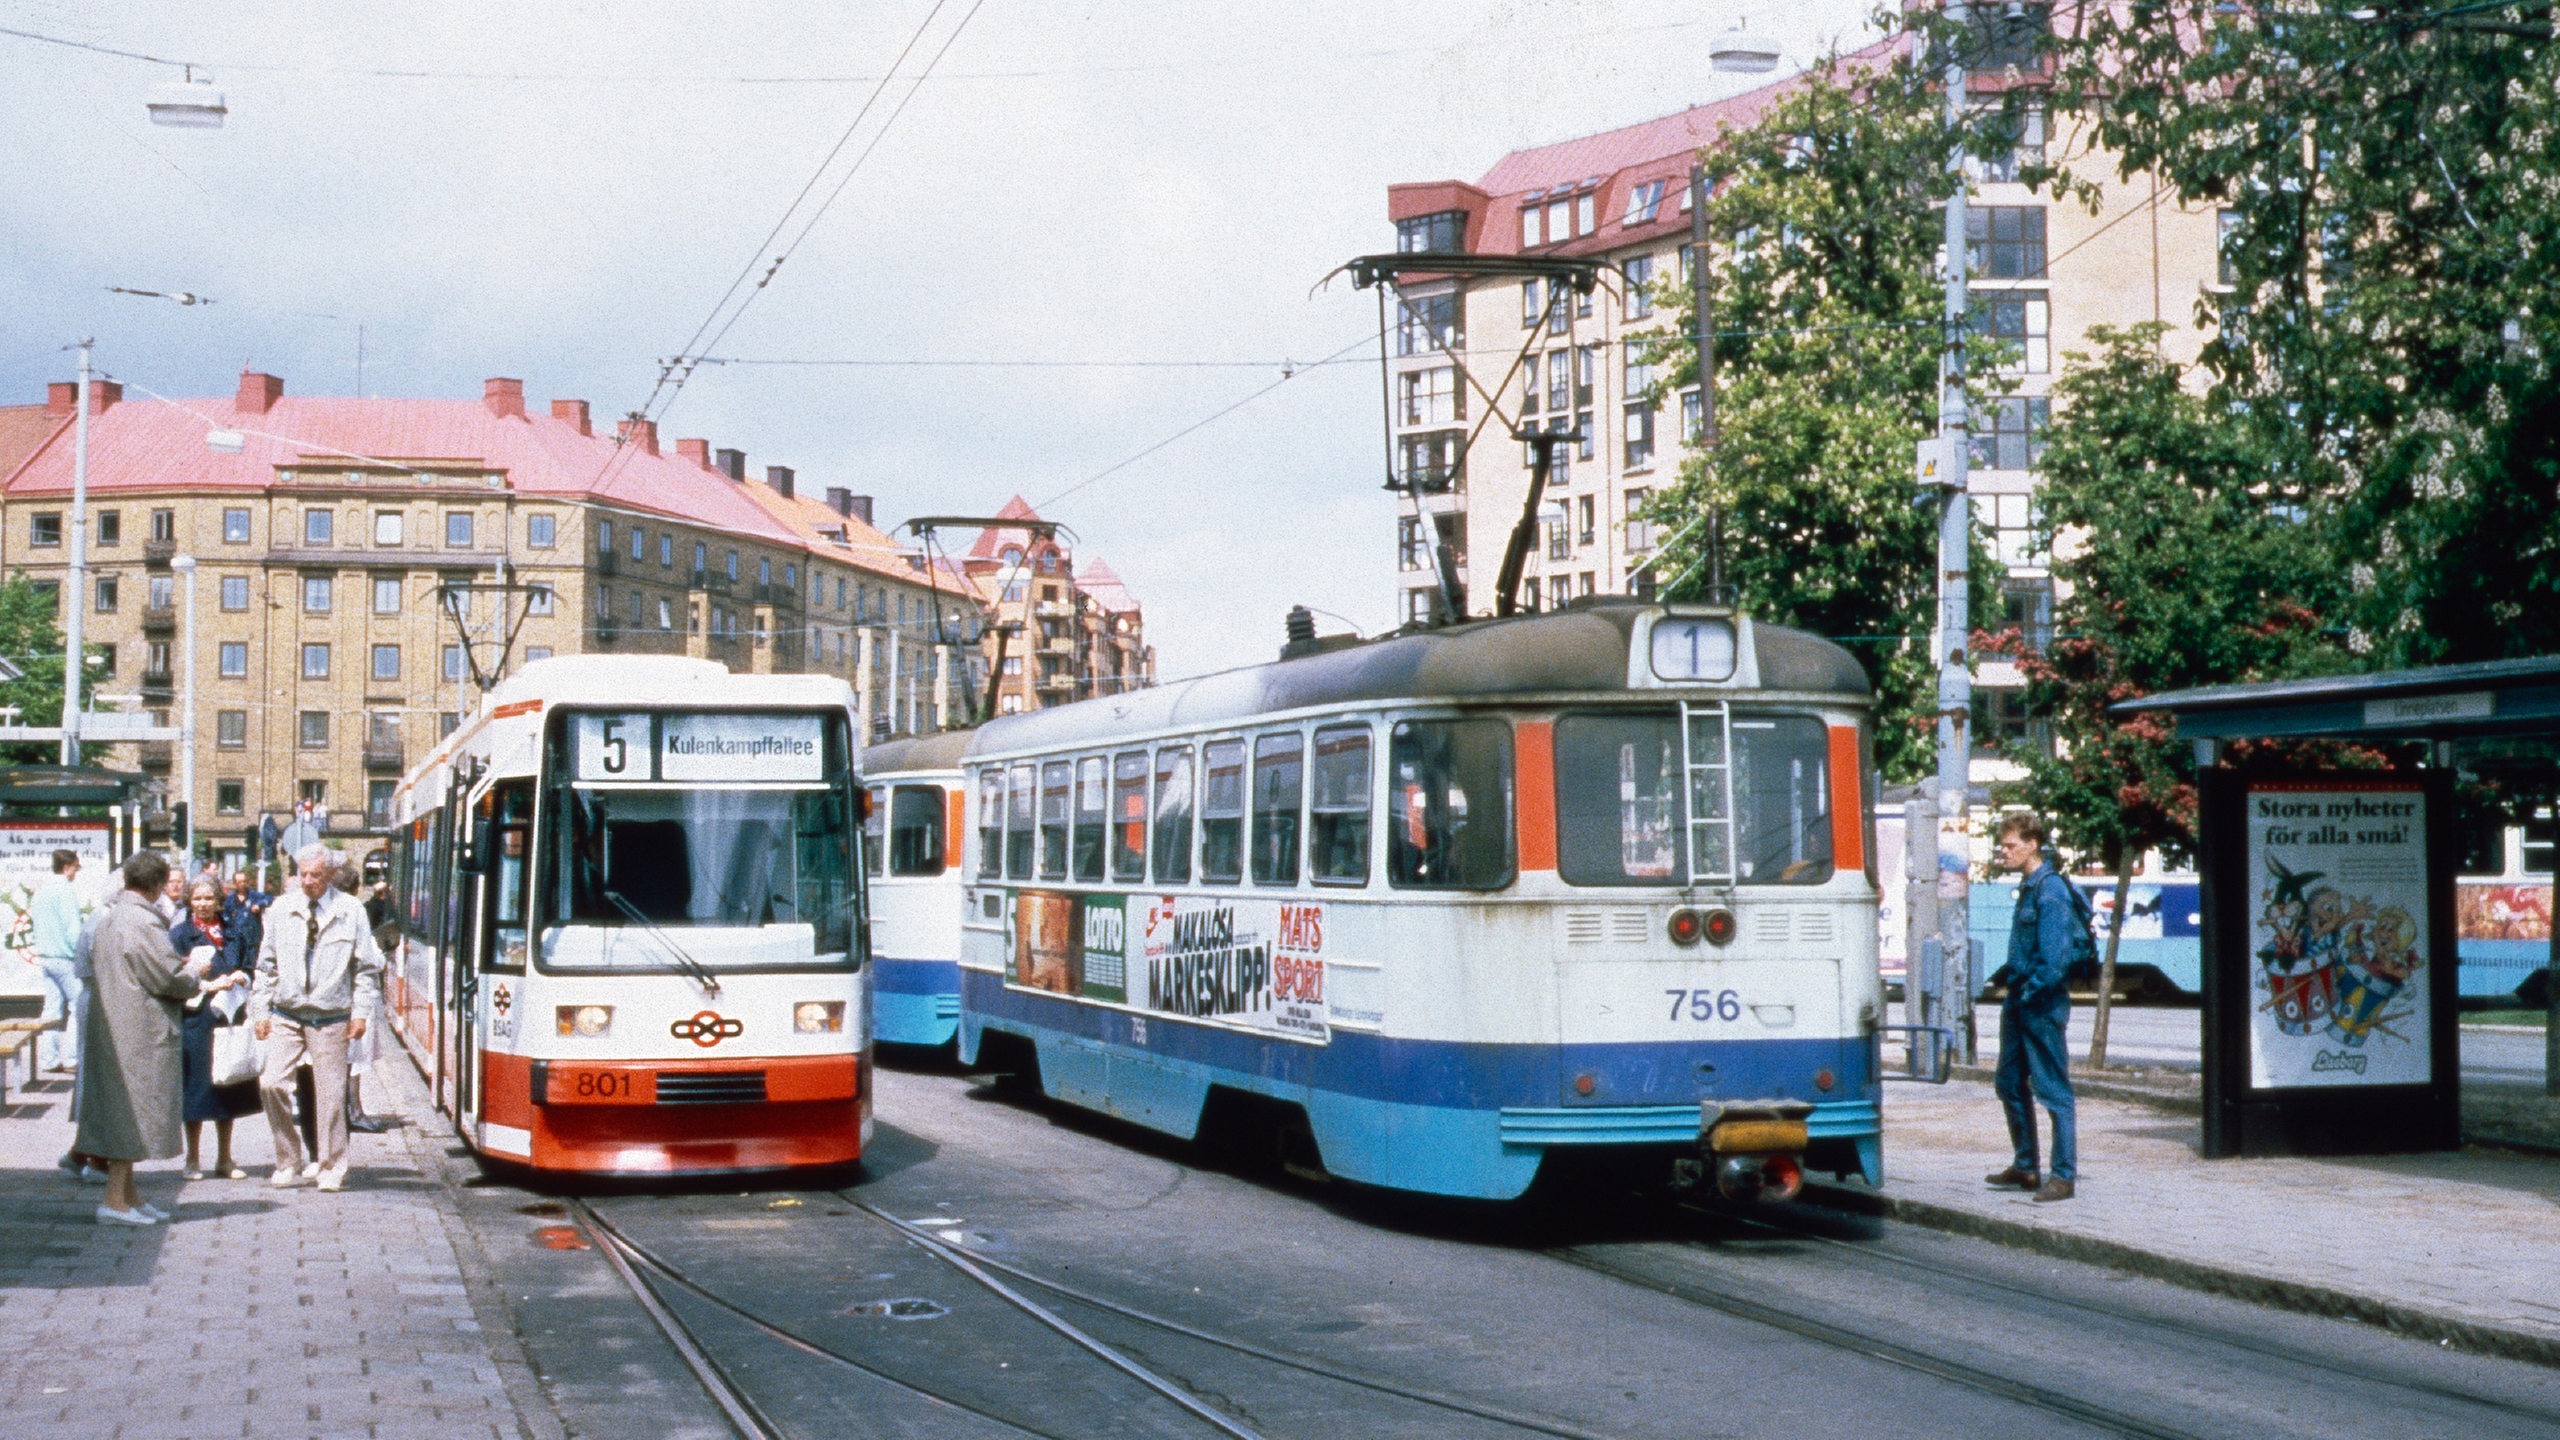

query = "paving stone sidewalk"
[[1816, 1077, 2560, 1366], [0, 1052, 560, 1440]]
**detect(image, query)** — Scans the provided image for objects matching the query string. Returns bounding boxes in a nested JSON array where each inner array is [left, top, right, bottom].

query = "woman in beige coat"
[[73, 852, 235, 1224]]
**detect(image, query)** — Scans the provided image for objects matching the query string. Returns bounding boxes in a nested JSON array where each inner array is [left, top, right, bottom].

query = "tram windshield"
[[1555, 710, 1833, 886], [537, 709, 860, 969]]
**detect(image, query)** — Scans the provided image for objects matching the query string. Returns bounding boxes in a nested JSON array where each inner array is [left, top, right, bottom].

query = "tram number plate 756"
[[1666, 989, 1743, 1023]]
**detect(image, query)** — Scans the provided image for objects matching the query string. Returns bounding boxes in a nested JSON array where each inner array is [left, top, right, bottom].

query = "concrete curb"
[[1946, 1062, 2202, 1114], [1801, 1179, 2560, 1371]]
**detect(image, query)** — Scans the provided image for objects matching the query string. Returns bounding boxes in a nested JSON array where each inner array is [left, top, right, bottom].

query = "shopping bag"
[[211, 1020, 263, 1087]]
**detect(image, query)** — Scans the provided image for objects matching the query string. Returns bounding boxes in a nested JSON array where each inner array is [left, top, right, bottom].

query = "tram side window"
[[1038, 761, 1072, 881], [978, 769, 1005, 880], [1310, 725, 1372, 886], [1555, 712, 1684, 886], [1200, 739, 1246, 884], [864, 785, 886, 877], [486, 783, 533, 972], [1111, 751, 1148, 881], [1251, 731, 1304, 886], [1072, 757, 1107, 882], [1388, 718, 1515, 890], [1152, 746, 1195, 884], [890, 785, 946, 877], [1006, 764, 1035, 880], [1730, 715, 1833, 884]]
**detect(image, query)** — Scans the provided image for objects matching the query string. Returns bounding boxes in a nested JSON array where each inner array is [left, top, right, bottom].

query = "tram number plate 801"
[[1665, 989, 1744, 1023], [548, 1067, 649, 1104]]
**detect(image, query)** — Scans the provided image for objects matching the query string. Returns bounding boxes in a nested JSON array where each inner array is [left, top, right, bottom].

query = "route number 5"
[[599, 718, 627, 774]]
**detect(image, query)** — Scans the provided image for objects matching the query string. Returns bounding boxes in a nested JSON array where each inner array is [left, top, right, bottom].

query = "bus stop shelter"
[[2121, 656, 2560, 1103]]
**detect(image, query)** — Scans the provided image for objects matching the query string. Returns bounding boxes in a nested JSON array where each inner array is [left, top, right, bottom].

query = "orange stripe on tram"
[[946, 787, 967, 872], [1826, 724, 1865, 874], [1515, 720, 1557, 873]]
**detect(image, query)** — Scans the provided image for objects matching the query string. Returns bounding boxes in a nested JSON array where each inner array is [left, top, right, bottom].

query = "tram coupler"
[[1681, 1100, 1815, 1202]]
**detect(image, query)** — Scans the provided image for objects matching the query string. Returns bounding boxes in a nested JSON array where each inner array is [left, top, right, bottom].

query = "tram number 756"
[[1665, 989, 1743, 1023]]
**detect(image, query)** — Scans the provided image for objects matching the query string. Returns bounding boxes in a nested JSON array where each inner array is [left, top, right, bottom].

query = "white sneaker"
[[303, 1160, 324, 1179], [137, 1201, 171, 1221], [78, 1165, 107, 1186], [315, 1167, 346, 1193], [271, 1166, 307, 1189], [95, 1205, 157, 1226]]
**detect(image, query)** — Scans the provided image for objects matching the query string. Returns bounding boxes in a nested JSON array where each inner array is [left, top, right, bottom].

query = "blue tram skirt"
[[874, 956, 962, 1047]]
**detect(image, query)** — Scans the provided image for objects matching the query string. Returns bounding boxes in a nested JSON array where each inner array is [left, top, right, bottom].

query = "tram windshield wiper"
[[602, 886, 721, 994]]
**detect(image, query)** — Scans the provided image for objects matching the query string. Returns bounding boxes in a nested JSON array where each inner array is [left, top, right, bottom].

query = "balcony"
[[141, 667, 173, 700], [140, 603, 177, 635], [363, 740, 405, 772], [1033, 600, 1073, 619], [143, 537, 177, 567], [139, 741, 173, 772], [758, 582, 800, 609], [698, 572, 734, 595]]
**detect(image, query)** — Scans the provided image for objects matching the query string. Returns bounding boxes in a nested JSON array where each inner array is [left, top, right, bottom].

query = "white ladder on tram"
[[1680, 700, 1736, 887]]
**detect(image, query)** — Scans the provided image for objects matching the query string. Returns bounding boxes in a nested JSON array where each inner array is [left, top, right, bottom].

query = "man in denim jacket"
[[1983, 812, 2082, 1202]]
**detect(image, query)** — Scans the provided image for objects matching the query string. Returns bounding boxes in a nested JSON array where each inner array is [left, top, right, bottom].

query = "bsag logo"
[[670, 1012, 745, 1047]]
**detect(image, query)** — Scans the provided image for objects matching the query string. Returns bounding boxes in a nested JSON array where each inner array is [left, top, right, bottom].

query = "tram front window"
[[545, 785, 858, 961], [1554, 710, 1833, 886]]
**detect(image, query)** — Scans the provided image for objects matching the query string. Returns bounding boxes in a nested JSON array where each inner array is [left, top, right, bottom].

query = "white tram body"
[[860, 729, 972, 1047], [957, 602, 1883, 1201], [385, 656, 873, 1176]]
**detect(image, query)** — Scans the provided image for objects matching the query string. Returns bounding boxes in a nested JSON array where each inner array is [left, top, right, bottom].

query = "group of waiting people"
[[32, 843, 386, 1225]]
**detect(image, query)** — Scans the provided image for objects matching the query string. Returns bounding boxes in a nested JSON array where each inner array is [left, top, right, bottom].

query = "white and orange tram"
[[383, 656, 873, 1176]]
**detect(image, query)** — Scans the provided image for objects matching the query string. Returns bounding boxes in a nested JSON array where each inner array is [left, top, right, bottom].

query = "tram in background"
[[384, 656, 872, 1176], [862, 729, 972, 1047], [956, 600, 1883, 1203]]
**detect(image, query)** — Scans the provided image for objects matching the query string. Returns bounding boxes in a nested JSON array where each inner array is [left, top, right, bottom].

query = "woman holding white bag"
[[172, 877, 257, 1180]]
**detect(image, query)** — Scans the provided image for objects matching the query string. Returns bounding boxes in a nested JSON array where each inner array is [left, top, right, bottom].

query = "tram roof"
[[862, 727, 976, 775], [485, 655, 856, 713], [967, 602, 1867, 757]]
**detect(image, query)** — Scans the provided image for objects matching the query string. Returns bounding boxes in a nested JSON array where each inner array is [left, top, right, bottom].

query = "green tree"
[[1984, 325, 2343, 1060], [0, 572, 87, 766], [2050, 2, 2560, 667]]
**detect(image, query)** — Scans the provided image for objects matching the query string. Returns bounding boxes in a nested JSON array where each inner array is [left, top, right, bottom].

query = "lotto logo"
[[670, 1011, 745, 1047]]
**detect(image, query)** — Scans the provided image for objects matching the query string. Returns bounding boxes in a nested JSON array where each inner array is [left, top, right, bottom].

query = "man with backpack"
[[1983, 811, 2090, 1202]]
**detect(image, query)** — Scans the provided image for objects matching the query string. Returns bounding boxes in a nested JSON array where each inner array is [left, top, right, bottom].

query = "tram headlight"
[[794, 1001, 846, 1034], [556, 1005, 613, 1038]]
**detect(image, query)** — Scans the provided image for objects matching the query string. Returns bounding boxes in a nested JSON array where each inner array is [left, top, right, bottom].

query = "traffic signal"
[[171, 802, 190, 854]]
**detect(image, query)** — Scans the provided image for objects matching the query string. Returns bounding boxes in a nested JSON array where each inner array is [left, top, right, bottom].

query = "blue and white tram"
[[956, 601, 1883, 1202], [862, 729, 972, 1048]]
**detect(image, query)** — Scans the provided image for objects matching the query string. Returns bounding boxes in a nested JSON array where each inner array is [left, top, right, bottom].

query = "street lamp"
[[146, 68, 227, 129], [60, 341, 93, 767], [1708, 22, 1784, 74]]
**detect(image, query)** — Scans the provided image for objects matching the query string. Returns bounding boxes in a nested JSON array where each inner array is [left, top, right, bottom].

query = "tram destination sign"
[[571, 712, 826, 783]]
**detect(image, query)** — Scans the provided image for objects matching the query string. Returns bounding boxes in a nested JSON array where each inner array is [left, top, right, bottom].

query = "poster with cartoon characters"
[[2245, 782, 2432, 1089], [0, 821, 114, 970]]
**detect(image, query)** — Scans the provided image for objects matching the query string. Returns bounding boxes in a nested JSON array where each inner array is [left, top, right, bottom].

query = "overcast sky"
[[1, 0, 1881, 680]]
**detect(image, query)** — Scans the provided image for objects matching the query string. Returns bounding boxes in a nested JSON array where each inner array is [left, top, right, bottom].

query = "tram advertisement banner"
[[2244, 781, 2433, 1089], [1006, 890, 1331, 1043]]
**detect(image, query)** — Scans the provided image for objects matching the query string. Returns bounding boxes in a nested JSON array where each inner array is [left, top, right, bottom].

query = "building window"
[[1971, 397, 2051, 472], [1397, 367, 1464, 426], [439, 712, 460, 738], [443, 645, 465, 681], [145, 640, 170, 678], [659, 535, 673, 567], [150, 509, 174, 542], [217, 710, 247, 749], [92, 643, 115, 676], [759, 556, 773, 587], [1396, 209, 1465, 254], [444, 584, 473, 620], [223, 508, 251, 543], [1623, 254, 1654, 319], [303, 575, 332, 613], [304, 508, 333, 546], [1398, 516, 1429, 572], [29, 513, 60, 547], [373, 511, 403, 547], [1967, 206, 2048, 279], [371, 644, 400, 681], [725, 550, 739, 582], [1547, 199, 1569, 245], [2217, 207, 2243, 288], [1576, 191, 1595, 236], [1547, 351, 1570, 412], [528, 512, 556, 548], [1974, 687, 2051, 759], [446, 511, 475, 548], [1971, 291, 2051, 373], [527, 583, 554, 615], [630, 590, 645, 627], [364, 577, 394, 614], [368, 779, 395, 829], [216, 779, 244, 815], [1520, 203, 1542, 249], [1397, 431, 1463, 492], [693, 541, 707, 575], [632, 527, 646, 562], [1577, 494, 1596, 547], [94, 575, 118, 613], [1396, 292, 1462, 356], [302, 643, 330, 679], [1979, 105, 2047, 182], [657, 597, 674, 629], [1623, 180, 1666, 227], [220, 575, 249, 611], [298, 779, 327, 808], [1624, 404, 1657, 469], [1976, 491, 2051, 569], [217, 641, 248, 678], [299, 711, 329, 749], [1548, 517, 1571, 560], [146, 574, 171, 610], [96, 511, 121, 547], [525, 646, 553, 664], [1625, 488, 1654, 551], [1623, 347, 1656, 399], [30, 580, 56, 614]]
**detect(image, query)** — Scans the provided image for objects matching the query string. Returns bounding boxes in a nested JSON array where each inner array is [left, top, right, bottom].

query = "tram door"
[[448, 791, 483, 1130]]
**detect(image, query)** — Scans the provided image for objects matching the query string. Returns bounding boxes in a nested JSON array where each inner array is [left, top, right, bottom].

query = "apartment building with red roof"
[[1381, 25, 2222, 761], [960, 497, 1151, 715], [0, 370, 988, 858]]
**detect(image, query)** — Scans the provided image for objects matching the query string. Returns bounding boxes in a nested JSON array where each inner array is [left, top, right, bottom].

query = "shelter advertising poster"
[[2244, 782, 2433, 1089], [0, 821, 114, 969]]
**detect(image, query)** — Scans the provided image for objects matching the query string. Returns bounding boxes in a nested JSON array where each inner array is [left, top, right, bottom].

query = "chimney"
[[847, 494, 873, 525], [482, 377, 526, 419], [715, 447, 746, 481], [550, 398, 591, 435], [825, 487, 855, 518], [615, 415, 659, 456], [47, 380, 124, 416], [676, 437, 711, 468], [236, 371, 283, 416], [765, 465, 795, 499]]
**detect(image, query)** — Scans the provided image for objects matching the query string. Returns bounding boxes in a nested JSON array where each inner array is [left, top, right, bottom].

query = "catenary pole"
[[1689, 161, 1722, 596], [174, 555, 197, 853], [61, 339, 92, 766], [1937, 7, 1976, 1062]]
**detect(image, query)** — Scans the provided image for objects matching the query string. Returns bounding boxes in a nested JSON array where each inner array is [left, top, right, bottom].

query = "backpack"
[[2051, 875, 2102, 984]]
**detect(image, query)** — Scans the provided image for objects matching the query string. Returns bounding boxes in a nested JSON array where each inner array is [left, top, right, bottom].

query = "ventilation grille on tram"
[[655, 1071, 768, 1105]]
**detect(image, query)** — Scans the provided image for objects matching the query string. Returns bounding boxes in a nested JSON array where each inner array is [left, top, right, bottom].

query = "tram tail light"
[[794, 1001, 846, 1034], [1668, 909, 1704, 946], [1701, 907, 1737, 946], [1761, 1155, 1804, 1202], [557, 1005, 613, 1038]]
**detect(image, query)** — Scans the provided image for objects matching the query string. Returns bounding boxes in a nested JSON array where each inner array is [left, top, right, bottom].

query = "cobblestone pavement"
[[1835, 1077, 2560, 1361], [0, 1053, 559, 1440]]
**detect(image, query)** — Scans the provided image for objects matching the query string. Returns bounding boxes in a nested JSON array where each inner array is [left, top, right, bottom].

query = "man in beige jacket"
[[251, 845, 384, 1192]]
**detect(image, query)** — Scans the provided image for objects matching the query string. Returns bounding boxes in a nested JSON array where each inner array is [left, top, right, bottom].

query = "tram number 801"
[[569, 1070, 635, 1100], [1665, 989, 1744, 1023]]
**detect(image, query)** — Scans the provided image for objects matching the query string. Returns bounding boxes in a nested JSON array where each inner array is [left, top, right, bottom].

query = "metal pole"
[[1936, 7, 1977, 1062], [174, 554, 198, 848], [61, 339, 91, 766], [1689, 162, 1722, 598]]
